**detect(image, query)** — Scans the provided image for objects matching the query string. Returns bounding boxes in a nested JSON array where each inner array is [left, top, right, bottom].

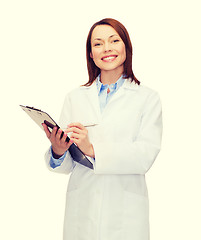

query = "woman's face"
[[90, 25, 126, 74]]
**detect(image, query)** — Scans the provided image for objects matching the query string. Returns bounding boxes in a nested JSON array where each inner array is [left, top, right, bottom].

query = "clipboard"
[[20, 105, 94, 169]]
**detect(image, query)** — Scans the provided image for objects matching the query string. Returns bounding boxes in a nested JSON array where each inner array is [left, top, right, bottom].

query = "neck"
[[100, 69, 123, 85]]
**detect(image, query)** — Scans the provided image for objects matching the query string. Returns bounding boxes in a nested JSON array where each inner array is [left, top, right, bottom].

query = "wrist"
[[52, 150, 63, 159], [51, 146, 65, 159], [87, 144, 95, 158]]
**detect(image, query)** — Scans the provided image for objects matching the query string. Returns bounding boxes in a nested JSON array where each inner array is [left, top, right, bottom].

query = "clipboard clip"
[[25, 106, 41, 111]]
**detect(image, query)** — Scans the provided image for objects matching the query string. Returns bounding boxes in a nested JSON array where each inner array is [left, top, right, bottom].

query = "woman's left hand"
[[66, 122, 95, 158]]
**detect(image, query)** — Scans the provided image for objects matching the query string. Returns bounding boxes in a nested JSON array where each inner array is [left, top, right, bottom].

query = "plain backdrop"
[[1, 0, 201, 239]]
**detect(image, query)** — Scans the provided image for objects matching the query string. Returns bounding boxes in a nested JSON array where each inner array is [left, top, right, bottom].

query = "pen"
[[84, 124, 98, 128]]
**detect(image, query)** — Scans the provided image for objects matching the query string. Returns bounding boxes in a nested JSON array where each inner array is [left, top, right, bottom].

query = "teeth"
[[103, 56, 116, 60]]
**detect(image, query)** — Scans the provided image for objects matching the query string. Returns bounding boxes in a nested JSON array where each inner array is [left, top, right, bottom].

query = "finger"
[[70, 132, 81, 139], [42, 123, 51, 138], [68, 122, 84, 130], [65, 126, 83, 134], [66, 139, 74, 148], [60, 132, 69, 144], [69, 137, 77, 145], [49, 127, 58, 142], [55, 128, 63, 141], [51, 126, 58, 137]]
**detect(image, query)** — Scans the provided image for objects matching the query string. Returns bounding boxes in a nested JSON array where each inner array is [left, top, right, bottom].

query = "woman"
[[43, 18, 162, 240]]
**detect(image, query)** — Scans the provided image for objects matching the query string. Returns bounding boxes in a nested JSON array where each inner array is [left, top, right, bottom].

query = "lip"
[[101, 55, 118, 62]]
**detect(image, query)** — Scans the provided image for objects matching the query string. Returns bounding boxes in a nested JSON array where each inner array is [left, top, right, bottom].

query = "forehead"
[[91, 25, 120, 41]]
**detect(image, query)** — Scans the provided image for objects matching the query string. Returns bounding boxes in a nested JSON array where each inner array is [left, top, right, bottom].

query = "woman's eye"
[[113, 39, 120, 43], [94, 43, 101, 46]]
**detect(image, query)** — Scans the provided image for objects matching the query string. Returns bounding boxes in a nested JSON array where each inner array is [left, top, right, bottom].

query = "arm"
[[43, 95, 75, 174], [45, 146, 75, 174], [49, 147, 66, 168], [92, 92, 163, 175]]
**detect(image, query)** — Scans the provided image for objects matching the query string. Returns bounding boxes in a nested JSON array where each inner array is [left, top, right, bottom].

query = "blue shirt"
[[50, 75, 125, 168], [96, 74, 125, 113]]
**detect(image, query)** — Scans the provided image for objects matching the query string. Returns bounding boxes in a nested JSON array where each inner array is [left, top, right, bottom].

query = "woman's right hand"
[[42, 123, 73, 157]]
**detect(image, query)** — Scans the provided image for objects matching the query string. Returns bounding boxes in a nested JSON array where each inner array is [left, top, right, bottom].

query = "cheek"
[[116, 43, 126, 61], [91, 49, 102, 67], [120, 45, 126, 58], [91, 48, 100, 59], [123, 49, 126, 61]]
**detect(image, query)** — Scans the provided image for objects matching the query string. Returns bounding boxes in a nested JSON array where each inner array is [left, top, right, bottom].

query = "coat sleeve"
[[44, 94, 76, 174], [92, 92, 163, 175], [44, 147, 75, 174]]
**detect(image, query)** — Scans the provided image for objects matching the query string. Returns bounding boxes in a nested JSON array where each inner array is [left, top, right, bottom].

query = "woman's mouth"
[[101, 55, 118, 62]]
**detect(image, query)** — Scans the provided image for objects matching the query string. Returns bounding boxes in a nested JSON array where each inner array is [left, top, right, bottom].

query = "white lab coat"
[[45, 78, 162, 240]]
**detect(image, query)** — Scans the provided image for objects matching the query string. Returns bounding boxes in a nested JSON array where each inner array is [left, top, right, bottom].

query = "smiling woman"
[[85, 18, 140, 86], [43, 18, 162, 240], [90, 25, 126, 83]]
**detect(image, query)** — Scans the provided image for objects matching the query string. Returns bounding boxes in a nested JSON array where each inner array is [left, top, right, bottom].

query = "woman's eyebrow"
[[93, 38, 102, 41], [109, 34, 119, 38], [92, 34, 119, 42]]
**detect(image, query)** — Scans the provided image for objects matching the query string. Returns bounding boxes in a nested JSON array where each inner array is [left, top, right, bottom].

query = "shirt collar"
[[96, 74, 126, 94]]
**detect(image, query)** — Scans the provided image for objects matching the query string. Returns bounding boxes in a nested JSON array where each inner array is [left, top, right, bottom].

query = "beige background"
[[1, 0, 201, 239]]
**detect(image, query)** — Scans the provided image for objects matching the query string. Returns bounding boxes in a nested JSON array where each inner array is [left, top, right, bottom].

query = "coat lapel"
[[81, 81, 102, 121], [81, 79, 139, 120], [103, 78, 139, 108]]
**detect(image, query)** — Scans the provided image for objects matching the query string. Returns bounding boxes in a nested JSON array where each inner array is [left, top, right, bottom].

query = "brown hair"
[[84, 18, 140, 86]]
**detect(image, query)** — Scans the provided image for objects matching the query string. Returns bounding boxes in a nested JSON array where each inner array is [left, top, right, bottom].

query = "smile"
[[101, 55, 118, 62]]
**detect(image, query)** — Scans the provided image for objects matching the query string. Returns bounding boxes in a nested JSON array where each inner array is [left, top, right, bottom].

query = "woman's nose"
[[103, 42, 112, 52]]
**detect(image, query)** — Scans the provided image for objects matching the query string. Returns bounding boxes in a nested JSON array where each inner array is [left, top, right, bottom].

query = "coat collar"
[[122, 78, 140, 90], [80, 81, 101, 120], [80, 78, 139, 120], [82, 78, 139, 91]]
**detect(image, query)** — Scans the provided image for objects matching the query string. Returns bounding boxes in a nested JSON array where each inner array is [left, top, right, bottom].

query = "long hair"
[[84, 18, 140, 86]]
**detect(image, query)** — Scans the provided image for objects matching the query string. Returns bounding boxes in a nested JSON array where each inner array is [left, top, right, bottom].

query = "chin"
[[101, 64, 124, 72]]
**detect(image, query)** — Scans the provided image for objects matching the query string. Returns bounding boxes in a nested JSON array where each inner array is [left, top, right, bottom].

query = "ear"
[[90, 52, 93, 59]]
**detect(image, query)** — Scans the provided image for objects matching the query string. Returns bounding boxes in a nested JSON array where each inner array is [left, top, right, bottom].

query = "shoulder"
[[63, 83, 94, 101], [68, 86, 84, 96], [139, 84, 159, 98], [65, 84, 86, 95], [124, 79, 160, 98]]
